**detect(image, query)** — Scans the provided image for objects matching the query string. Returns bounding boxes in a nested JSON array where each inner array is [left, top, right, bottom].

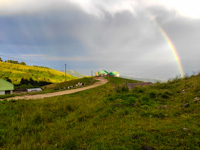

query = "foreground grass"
[[0, 75, 200, 149]]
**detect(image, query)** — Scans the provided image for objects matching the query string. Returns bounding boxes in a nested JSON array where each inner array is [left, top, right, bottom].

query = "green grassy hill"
[[59, 70, 86, 78], [0, 61, 76, 84], [0, 74, 200, 149]]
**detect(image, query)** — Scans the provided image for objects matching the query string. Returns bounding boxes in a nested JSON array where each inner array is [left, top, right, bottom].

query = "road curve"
[[6, 77, 108, 101]]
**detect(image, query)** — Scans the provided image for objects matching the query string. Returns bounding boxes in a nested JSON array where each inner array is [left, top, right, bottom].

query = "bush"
[[116, 85, 129, 93], [140, 96, 150, 106], [161, 91, 171, 99], [149, 91, 157, 99]]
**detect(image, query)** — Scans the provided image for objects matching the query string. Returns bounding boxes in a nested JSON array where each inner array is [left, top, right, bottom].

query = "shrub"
[[161, 91, 171, 99], [149, 91, 157, 99], [32, 113, 42, 124], [116, 85, 129, 93]]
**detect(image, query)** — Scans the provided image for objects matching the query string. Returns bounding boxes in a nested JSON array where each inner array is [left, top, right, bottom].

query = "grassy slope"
[[60, 70, 86, 78], [0, 62, 76, 84], [0, 77, 96, 99], [42, 77, 96, 91], [0, 75, 200, 149]]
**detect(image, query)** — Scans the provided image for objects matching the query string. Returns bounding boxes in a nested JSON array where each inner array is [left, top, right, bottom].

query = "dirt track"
[[6, 77, 108, 101]]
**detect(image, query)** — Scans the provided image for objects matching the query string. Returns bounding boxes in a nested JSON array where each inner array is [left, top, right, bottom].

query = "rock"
[[193, 97, 200, 102], [182, 89, 186, 93], [142, 146, 155, 150], [183, 127, 188, 131], [159, 105, 168, 109], [182, 103, 189, 108]]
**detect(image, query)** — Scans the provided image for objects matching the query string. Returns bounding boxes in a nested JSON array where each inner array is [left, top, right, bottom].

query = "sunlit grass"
[[0, 61, 76, 84]]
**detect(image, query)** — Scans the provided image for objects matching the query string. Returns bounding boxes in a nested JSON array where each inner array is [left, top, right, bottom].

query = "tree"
[[5, 77, 12, 83], [20, 62, 26, 65], [0, 57, 2, 62], [7, 60, 19, 64], [29, 78, 35, 85], [20, 78, 29, 85], [20, 78, 25, 85]]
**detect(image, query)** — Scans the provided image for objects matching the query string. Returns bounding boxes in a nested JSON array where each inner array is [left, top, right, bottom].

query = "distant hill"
[[59, 70, 86, 78], [0, 61, 77, 84], [121, 75, 164, 83]]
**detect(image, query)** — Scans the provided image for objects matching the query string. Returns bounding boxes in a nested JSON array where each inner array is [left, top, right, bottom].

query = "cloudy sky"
[[0, 0, 199, 79]]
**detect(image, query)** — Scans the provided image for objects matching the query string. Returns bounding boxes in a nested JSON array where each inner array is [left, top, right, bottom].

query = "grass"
[[0, 74, 200, 149], [42, 77, 97, 91], [0, 77, 96, 99], [0, 61, 77, 84]]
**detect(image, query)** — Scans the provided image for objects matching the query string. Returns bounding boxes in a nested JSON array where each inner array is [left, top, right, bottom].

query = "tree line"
[[0, 57, 26, 65], [4, 77, 51, 90]]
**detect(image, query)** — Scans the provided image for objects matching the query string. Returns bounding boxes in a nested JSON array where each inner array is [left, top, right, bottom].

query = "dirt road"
[[6, 77, 108, 101]]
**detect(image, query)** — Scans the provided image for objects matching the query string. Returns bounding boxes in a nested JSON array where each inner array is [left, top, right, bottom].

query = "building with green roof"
[[108, 71, 120, 77], [95, 70, 109, 77], [0, 79, 14, 95]]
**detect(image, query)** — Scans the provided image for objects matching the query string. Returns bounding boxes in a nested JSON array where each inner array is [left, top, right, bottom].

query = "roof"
[[0, 79, 14, 91], [27, 88, 42, 92], [99, 70, 108, 75], [109, 71, 119, 76]]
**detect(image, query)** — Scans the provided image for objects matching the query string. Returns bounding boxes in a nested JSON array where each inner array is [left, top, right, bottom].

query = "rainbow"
[[149, 15, 185, 78]]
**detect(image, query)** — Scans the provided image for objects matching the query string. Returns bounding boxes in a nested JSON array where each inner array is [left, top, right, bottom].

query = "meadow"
[[0, 77, 96, 99], [0, 74, 200, 149], [0, 61, 76, 85]]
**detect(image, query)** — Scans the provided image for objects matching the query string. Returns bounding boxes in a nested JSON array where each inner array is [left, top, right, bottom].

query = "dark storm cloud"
[[0, 0, 199, 79]]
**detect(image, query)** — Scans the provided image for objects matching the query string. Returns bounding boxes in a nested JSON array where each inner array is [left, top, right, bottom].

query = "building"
[[108, 71, 120, 77], [0, 79, 14, 95], [27, 88, 42, 93], [95, 70, 109, 77]]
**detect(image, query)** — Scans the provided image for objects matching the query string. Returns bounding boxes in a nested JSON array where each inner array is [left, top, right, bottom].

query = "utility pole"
[[65, 64, 67, 87]]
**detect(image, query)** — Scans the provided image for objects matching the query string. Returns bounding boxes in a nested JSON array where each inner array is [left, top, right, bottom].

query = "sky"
[[0, 0, 199, 80]]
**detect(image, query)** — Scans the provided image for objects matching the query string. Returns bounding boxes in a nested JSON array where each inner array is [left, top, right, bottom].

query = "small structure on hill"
[[27, 88, 42, 93], [127, 82, 153, 90], [108, 71, 120, 77], [0, 79, 14, 95], [95, 70, 109, 77]]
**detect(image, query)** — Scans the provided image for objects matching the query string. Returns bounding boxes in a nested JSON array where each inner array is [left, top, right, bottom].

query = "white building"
[[27, 88, 42, 93]]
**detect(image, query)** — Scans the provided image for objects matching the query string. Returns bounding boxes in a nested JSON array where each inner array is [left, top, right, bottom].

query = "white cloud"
[[1, 0, 200, 19], [155, 0, 200, 19], [67, 0, 200, 19]]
